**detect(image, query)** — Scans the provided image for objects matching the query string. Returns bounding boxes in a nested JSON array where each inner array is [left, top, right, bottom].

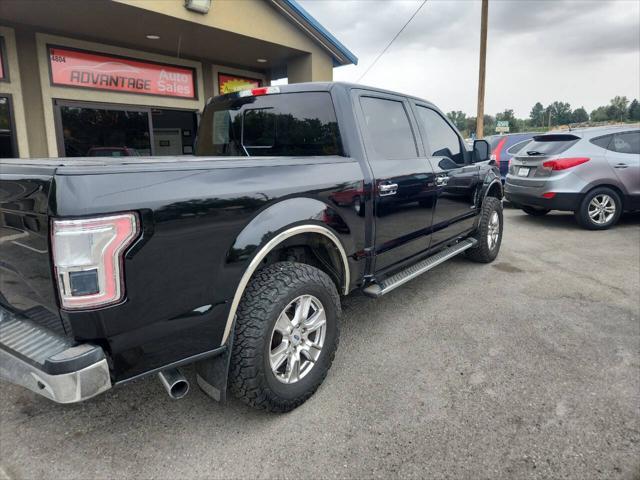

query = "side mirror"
[[472, 139, 490, 163]]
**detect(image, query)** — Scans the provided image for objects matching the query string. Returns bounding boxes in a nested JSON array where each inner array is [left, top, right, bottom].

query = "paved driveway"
[[1, 209, 639, 479]]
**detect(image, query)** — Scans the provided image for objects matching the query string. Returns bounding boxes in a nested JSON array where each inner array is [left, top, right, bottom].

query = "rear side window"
[[196, 92, 343, 157], [360, 97, 417, 160], [520, 134, 580, 156], [590, 134, 613, 150], [415, 106, 463, 164], [506, 139, 533, 155], [610, 131, 640, 154]]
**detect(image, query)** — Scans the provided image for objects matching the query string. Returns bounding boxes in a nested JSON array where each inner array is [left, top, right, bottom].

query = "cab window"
[[359, 96, 418, 160], [415, 106, 464, 165]]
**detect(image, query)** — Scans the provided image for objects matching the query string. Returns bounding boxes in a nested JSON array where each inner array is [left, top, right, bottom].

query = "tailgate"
[[0, 164, 67, 336]]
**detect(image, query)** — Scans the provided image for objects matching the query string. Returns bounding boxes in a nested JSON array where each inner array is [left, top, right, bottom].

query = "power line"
[[356, 0, 428, 83]]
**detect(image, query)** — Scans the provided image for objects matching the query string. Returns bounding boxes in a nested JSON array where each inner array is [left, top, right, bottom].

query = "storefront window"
[[55, 102, 197, 157], [58, 104, 152, 157], [0, 96, 18, 158]]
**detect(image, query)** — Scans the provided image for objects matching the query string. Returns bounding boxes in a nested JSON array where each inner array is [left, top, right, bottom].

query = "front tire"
[[466, 196, 503, 263], [575, 187, 622, 230], [229, 262, 341, 412]]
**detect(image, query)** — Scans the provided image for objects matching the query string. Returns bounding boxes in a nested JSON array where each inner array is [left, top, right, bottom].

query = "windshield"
[[196, 92, 344, 157]]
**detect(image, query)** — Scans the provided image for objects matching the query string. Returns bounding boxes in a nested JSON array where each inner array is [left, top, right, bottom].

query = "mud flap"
[[195, 325, 234, 403]]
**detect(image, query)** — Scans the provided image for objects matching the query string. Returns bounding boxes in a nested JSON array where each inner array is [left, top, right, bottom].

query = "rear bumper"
[[0, 306, 111, 403], [504, 178, 582, 212], [505, 190, 581, 211]]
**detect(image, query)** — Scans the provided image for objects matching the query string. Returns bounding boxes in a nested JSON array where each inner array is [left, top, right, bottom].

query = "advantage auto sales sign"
[[49, 47, 196, 99]]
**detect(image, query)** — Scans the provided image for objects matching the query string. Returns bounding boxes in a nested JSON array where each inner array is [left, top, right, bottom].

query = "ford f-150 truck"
[[0, 82, 503, 412]]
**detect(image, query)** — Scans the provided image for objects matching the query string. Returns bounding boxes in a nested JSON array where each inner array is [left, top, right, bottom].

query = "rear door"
[[605, 131, 640, 205], [413, 104, 479, 248], [354, 91, 437, 272]]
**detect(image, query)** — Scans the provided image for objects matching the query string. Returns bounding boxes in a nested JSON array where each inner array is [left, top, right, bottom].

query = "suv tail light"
[[541, 157, 590, 171], [51, 213, 139, 310]]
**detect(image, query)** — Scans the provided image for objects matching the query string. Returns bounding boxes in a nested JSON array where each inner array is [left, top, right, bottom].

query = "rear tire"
[[466, 197, 503, 263], [575, 187, 622, 230], [229, 262, 340, 412], [521, 206, 550, 216]]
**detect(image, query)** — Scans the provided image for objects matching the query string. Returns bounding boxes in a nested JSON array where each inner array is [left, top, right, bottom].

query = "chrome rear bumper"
[[0, 307, 111, 403]]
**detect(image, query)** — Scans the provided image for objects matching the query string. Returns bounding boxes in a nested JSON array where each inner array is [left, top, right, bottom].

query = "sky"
[[298, 0, 640, 119]]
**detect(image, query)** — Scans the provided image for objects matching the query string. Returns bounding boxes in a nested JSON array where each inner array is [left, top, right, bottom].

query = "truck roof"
[[209, 81, 438, 109]]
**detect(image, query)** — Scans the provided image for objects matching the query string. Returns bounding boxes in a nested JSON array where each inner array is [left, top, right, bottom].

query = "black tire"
[[229, 262, 341, 412], [466, 196, 503, 263], [521, 205, 550, 216], [575, 187, 622, 230]]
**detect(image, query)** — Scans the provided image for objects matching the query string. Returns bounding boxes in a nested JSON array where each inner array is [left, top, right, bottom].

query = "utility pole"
[[476, 0, 489, 138]]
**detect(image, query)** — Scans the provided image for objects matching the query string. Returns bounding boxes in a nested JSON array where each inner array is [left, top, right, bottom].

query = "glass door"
[[54, 100, 152, 157], [0, 95, 18, 158]]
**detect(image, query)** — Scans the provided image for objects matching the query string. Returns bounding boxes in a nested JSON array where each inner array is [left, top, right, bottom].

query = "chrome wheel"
[[588, 194, 616, 225], [269, 295, 327, 384], [487, 210, 500, 250]]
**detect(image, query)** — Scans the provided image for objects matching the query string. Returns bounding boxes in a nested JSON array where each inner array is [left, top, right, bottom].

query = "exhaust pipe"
[[158, 368, 189, 399]]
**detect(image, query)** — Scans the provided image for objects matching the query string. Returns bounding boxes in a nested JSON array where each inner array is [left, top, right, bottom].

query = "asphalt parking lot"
[[1, 208, 638, 480]]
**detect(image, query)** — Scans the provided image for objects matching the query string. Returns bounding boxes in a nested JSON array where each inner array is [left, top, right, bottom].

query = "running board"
[[363, 238, 477, 298]]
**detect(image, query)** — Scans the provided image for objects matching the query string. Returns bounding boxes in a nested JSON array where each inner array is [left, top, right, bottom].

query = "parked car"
[[0, 82, 504, 413], [505, 125, 639, 229], [86, 146, 140, 157], [487, 132, 537, 182]]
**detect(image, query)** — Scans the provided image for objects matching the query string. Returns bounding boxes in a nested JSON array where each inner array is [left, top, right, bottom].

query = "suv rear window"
[[518, 134, 580, 156], [196, 92, 344, 157]]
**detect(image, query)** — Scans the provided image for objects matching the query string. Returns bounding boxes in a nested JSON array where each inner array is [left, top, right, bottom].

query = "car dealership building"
[[0, 0, 356, 158]]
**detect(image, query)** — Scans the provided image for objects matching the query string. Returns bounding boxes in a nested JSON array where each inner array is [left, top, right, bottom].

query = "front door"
[[355, 92, 437, 272], [413, 105, 480, 248], [605, 130, 640, 208]]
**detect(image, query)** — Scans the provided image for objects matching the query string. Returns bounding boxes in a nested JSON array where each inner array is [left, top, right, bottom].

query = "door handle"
[[435, 175, 449, 186], [378, 183, 398, 196], [614, 163, 629, 169]]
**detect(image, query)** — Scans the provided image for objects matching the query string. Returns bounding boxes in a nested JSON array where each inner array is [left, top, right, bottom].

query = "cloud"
[[299, 0, 640, 118]]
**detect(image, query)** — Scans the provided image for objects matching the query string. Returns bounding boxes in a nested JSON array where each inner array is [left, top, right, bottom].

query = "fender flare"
[[482, 178, 503, 202], [220, 223, 351, 345]]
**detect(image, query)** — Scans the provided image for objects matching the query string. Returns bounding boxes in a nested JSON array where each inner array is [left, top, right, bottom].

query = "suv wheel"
[[575, 187, 622, 230], [521, 206, 550, 216], [229, 262, 340, 412], [466, 196, 503, 263]]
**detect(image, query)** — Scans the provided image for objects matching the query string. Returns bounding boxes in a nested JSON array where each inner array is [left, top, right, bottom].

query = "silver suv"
[[504, 125, 640, 229]]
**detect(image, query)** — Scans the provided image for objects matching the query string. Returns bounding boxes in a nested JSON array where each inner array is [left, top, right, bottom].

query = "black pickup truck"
[[0, 82, 503, 412]]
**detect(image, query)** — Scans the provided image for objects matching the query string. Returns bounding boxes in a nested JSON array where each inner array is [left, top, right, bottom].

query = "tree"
[[446, 111, 467, 132], [529, 102, 545, 127], [545, 101, 572, 126], [629, 99, 640, 121], [590, 106, 609, 122], [571, 107, 589, 124], [606, 96, 629, 122]]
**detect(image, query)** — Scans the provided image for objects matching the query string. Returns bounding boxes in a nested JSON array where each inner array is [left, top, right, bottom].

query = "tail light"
[[238, 86, 280, 98], [490, 137, 507, 164], [541, 157, 590, 171], [51, 213, 139, 310]]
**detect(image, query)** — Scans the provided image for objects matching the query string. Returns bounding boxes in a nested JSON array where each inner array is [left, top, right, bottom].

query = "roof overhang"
[[270, 0, 358, 67]]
